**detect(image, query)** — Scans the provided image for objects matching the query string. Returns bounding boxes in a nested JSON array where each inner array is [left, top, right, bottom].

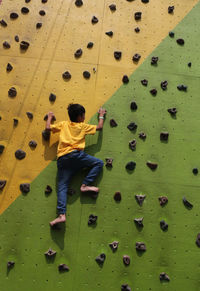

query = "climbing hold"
[[58, 264, 69, 271], [158, 196, 168, 206], [25, 0, 31, 2], [161, 80, 168, 90], [135, 194, 146, 206], [0, 19, 7, 27], [7, 261, 15, 268], [134, 12, 142, 20], [62, 71, 71, 80], [87, 42, 93, 48], [15, 149, 26, 160], [39, 10, 46, 16], [132, 53, 141, 63], [83, 71, 90, 79], [139, 132, 146, 140], [160, 132, 169, 141], [15, 35, 19, 42], [130, 101, 137, 110], [45, 185, 52, 195], [123, 255, 130, 266], [6, 63, 13, 72], [126, 161, 136, 171], [45, 248, 56, 257], [135, 242, 146, 251], [13, 118, 18, 126], [67, 188, 76, 196], [135, 27, 140, 33], [134, 217, 144, 227], [151, 56, 158, 65], [168, 6, 174, 14], [160, 272, 170, 281], [150, 88, 157, 96], [109, 4, 116, 11], [0, 180, 6, 190], [196, 233, 200, 247], [3, 41, 11, 49], [10, 12, 19, 19], [26, 112, 33, 120], [121, 284, 131, 291], [29, 140, 37, 148], [88, 214, 98, 225], [8, 87, 17, 98], [95, 253, 106, 265], [20, 183, 30, 193], [141, 79, 148, 86], [110, 119, 118, 127], [106, 31, 113, 37], [193, 168, 198, 175], [74, 48, 83, 58], [146, 161, 158, 170], [177, 84, 187, 91], [105, 158, 113, 167], [188, 62, 192, 67], [75, 0, 83, 7], [41, 0, 48, 3], [91, 16, 98, 24], [114, 51, 121, 60], [129, 140, 136, 151], [141, 0, 149, 3], [36, 22, 42, 29], [49, 93, 56, 102], [20, 41, 30, 50], [0, 145, 5, 154], [169, 31, 174, 38], [42, 129, 50, 141], [176, 38, 184, 45], [114, 191, 121, 202], [183, 197, 193, 209], [160, 220, 168, 231], [109, 241, 119, 251], [168, 108, 177, 115], [122, 75, 129, 84], [21, 7, 29, 14], [127, 122, 137, 131]]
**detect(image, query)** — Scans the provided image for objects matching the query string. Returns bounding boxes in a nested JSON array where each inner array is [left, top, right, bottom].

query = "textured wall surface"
[[0, 0, 200, 290]]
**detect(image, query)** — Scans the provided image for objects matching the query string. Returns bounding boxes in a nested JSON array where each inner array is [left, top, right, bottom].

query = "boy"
[[46, 104, 106, 226]]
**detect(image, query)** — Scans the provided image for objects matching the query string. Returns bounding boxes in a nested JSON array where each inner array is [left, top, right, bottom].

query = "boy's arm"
[[45, 111, 55, 131], [96, 108, 107, 131]]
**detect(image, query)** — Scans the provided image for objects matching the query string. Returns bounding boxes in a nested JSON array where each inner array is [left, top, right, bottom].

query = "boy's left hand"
[[98, 108, 107, 116]]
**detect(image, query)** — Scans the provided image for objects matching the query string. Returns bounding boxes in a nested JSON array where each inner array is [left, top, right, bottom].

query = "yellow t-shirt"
[[50, 121, 96, 158]]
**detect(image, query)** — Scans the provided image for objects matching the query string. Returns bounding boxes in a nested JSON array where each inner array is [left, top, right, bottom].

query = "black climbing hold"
[[105, 158, 113, 167], [168, 6, 174, 14], [121, 285, 131, 291], [15, 149, 26, 160], [161, 80, 168, 90], [114, 51, 121, 60], [74, 48, 83, 58], [0, 19, 7, 27], [75, 0, 83, 7], [135, 27, 140, 33], [15, 35, 19, 42], [106, 31, 113, 37], [122, 75, 129, 84], [114, 191, 121, 202], [62, 71, 71, 80], [141, 0, 149, 3], [21, 7, 29, 14], [123, 255, 130, 266], [146, 161, 158, 170], [91, 16, 98, 24], [0, 180, 6, 190], [95, 253, 106, 265], [135, 242, 146, 251], [134, 217, 144, 227], [7, 261, 15, 268], [13, 118, 18, 126], [129, 140, 136, 151], [193, 168, 198, 175], [183, 197, 193, 209], [160, 272, 170, 281], [26, 112, 33, 119], [20, 41, 30, 50], [87, 42, 93, 48], [196, 233, 200, 247], [151, 56, 158, 65], [8, 87, 17, 98], [10, 12, 19, 19], [0, 145, 5, 154], [134, 12, 142, 20], [88, 214, 98, 225], [25, 0, 31, 2], [6, 63, 13, 72], [127, 122, 137, 131], [109, 4, 116, 11], [58, 264, 69, 271], [130, 101, 137, 110], [43, 114, 56, 121], [109, 241, 119, 251], [29, 140, 37, 148], [135, 194, 146, 206], [169, 31, 175, 38], [39, 10, 46, 16], [41, 0, 48, 3], [20, 183, 30, 193], [158, 196, 168, 206], [176, 38, 184, 45], [36, 22, 42, 29], [160, 220, 168, 231], [141, 79, 148, 86], [45, 248, 56, 257], [160, 132, 169, 141], [177, 84, 187, 91], [139, 132, 146, 140], [3, 41, 10, 49], [83, 71, 90, 79], [68, 188, 76, 196], [45, 185, 52, 194], [110, 119, 118, 127], [49, 93, 56, 102], [42, 129, 50, 141], [168, 108, 177, 115], [132, 53, 141, 62], [188, 62, 192, 67], [150, 88, 157, 96]]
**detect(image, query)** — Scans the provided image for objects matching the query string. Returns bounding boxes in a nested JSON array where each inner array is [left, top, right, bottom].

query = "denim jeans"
[[57, 150, 104, 214]]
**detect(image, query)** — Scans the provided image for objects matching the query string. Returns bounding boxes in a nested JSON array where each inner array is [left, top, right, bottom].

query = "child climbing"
[[46, 104, 107, 226]]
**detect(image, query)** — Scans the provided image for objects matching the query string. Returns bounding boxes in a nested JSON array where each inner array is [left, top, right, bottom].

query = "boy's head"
[[67, 103, 85, 122]]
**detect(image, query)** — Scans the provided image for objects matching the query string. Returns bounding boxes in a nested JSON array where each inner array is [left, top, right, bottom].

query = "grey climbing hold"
[[158, 196, 168, 206], [134, 217, 144, 227], [105, 158, 113, 167], [123, 255, 130, 266], [135, 194, 146, 206], [129, 140, 136, 151], [58, 264, 69, 271], [146, 161, 158, 170], [135, 242, 146, 251], [45, 248, 56, 257], [95, 253, 106, 265], [160, 272, 170, 281], [109, 241, 119, 251]]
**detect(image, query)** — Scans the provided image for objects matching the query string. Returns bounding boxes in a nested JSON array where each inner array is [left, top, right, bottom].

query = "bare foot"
[[50, 214, 66, 227], [80, 184, 99, 193]]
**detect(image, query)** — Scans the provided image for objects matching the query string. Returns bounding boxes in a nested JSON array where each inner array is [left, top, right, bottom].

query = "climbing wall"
[[0, 0, 200, 290]]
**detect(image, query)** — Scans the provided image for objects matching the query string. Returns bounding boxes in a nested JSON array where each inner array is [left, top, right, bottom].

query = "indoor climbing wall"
[[0, 0, 200, 290]]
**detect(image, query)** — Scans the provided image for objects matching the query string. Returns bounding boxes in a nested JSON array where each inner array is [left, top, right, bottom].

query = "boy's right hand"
[[98, 108, 107, 116], [48, 111, 55, 119]]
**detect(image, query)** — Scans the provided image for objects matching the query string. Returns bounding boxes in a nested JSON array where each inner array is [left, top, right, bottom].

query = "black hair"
[[67, 103, 85, 122]]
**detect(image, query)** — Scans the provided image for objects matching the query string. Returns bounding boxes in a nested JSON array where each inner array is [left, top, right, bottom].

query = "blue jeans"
[[57, 150, 104, 214]]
